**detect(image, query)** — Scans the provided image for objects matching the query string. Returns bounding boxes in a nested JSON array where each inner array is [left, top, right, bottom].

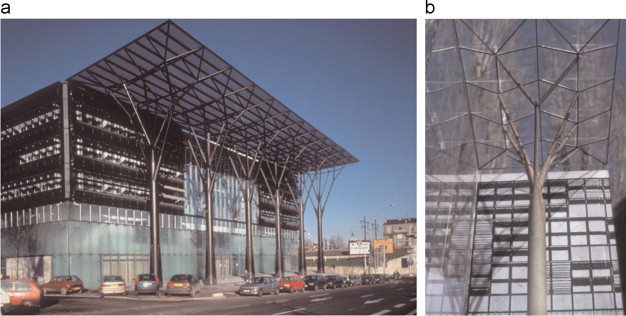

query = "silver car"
[[238, 277, 279, 297], [99, 275, 127, 297]]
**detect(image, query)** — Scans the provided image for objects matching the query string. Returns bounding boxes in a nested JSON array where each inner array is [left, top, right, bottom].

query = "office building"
[[1, 21, 357, 287]]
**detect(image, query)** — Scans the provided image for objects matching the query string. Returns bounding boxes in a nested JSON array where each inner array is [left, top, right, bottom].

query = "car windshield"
[[103, 276, 123, 282], [251, 277, 267, 283], [279, 277, 289, 282], [15, 282, 33, 291], [170, 275, 190, 282], [1, 282, 13, 290], [68, 276, 81, 282], [138, 274, 156, 281]]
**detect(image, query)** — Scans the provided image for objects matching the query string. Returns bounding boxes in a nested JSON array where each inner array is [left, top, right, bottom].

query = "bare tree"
[[327, 234, 346, 250]]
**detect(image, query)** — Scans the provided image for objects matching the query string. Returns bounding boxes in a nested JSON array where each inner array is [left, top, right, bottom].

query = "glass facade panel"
[[462, 171, 621, 314]]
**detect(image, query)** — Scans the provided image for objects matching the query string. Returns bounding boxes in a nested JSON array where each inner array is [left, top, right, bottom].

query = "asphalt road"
[[16, 278, 416, 315]]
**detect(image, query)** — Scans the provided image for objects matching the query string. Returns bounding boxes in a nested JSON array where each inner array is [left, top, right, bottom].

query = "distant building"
[[383, 218, 416, 249]]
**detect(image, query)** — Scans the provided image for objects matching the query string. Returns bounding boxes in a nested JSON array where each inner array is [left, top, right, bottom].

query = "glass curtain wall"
[[468, 171, 621, 314]]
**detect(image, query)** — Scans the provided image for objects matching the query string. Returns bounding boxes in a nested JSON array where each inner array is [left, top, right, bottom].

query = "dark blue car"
[[135, 274, 160, 296]]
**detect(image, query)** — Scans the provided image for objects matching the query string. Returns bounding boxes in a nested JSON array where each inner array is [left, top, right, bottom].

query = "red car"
[[41, 275, 84, 295], [1, 280, 42, 308], [279, 276, 305, 293]]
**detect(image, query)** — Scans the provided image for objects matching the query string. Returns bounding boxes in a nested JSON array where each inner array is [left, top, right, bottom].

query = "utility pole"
[[372, 220, 378, 241], [360, 217, 369, 241]]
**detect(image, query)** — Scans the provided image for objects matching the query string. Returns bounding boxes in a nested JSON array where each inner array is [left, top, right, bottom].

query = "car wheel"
[[61, 287, 68, 295]]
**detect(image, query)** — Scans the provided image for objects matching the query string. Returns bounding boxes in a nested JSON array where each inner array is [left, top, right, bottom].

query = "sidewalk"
[[200, 276, 242, 298]]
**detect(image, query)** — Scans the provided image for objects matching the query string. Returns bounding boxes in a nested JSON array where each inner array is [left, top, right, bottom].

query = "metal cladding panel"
[[67, 20, 357, 173]]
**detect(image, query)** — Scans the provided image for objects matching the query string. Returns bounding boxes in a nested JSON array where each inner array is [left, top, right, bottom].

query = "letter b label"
[[426, 0, 435, 14]]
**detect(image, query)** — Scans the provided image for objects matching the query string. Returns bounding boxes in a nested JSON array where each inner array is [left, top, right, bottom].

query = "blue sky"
[[1, 19, 416, 245]]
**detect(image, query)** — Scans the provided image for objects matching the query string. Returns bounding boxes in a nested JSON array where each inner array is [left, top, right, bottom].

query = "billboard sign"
[[373, 239, 394, 254], [350, 241, 370, 255]]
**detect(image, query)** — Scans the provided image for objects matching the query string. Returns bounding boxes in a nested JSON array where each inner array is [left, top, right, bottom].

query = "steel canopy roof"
[[68, 20, 357, 173], [426, 20, 619, 173]]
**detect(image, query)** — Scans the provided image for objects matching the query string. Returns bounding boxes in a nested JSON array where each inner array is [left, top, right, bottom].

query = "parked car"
[[279, 276, 305, 293], [165, 274, 201, 297], [361, 274, 374, 285], [135, 273, 161, 296], [238, 276, 279, 296], [348, 274, 362, 286], [339, 275, 350, 286], [1, 280, 42, 310], [303, 274, 327, 291], [325, 275, 348, 289], [41, 275, 83, 295], [372, 274, 388, 284], [99, 275, 127, 297], [1, 288, 10, 314], [383, 274, 392, 282]]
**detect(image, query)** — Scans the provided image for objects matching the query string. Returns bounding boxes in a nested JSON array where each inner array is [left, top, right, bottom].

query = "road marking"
[[311, 297, 333, 302], [224, 304, 250, 309], [365, 298, 384, 304], [361, 294, 374, 298], [410, 298, 416, 302], [406, 308, 417, 315], [311, 293, 330, 298], [267, 299, 289, 304], [394, 304, 406, 308], [372, 309, 391, 315], [274, 308, 306, 315]]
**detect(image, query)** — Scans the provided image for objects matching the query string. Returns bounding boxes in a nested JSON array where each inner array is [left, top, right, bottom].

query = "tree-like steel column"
[[306, 164, 348, 273], [286, 172, 311, 276], [229, 143, 263, 276], [185, 128, 232, 285], [108, 85, 177, 282], [274, 187, 283, 276], [204, 135, 216, 285], [259, 158, 290, 278], [498, 88, 580, 315], [148, 147, 162, 280]]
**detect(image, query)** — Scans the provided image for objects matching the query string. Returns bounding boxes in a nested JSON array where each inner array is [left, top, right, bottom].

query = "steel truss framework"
[[67, 20, 357, 282], [426, 20, 619, 173]]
